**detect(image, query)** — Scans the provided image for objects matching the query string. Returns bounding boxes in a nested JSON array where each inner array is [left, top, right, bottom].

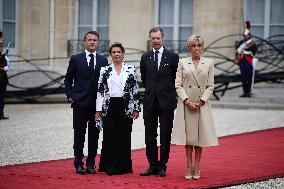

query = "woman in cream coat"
[[172, 34, 218, 180]]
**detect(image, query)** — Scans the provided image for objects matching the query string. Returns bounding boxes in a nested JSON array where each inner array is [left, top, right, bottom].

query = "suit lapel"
[[148, 52, 158, 73], [81, 52, 88, 67], [93, 55, 100, 76], [159, 50, 169, 71], [79, 52, 91, 75], [188, 57, 200, 85], [121, 63, 129, 91], [156, 48, 170, 77], [196, 56, 205, 76], [83, 52, 95, 76], [95, 55, 99, 68], [106, 65, 113, 88]]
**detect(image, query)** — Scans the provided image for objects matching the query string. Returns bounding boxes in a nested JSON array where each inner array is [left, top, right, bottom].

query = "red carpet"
[[1, 127, 284, 189]]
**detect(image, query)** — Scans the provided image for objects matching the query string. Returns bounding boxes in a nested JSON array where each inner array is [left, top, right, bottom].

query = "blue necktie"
[[154, 50, 159, 70]]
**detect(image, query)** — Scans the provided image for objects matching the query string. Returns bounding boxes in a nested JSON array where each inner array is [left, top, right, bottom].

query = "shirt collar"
[[85, 50, 96, 57], [152, 46, 164, 54]]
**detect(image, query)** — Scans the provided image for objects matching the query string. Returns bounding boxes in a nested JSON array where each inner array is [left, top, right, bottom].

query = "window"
[[270, 0, 284, 37], [76, 0, 109, 40], [178, 0, 193, 41], [244, 0, 284, 38], [2, 0, 17, 48], [155, 0, 193, 41]]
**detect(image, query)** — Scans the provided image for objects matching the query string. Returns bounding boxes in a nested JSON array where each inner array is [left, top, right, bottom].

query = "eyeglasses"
[[190, 44, 202, 48]]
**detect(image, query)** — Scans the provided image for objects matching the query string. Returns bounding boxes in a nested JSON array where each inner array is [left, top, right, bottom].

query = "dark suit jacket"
[[64, 52, 108, 108], [140, 48, 179, 110], [0, 54, 8, 87]]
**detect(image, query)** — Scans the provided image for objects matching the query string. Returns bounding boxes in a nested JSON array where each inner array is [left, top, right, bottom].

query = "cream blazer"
[[172, 56, 219, 147]]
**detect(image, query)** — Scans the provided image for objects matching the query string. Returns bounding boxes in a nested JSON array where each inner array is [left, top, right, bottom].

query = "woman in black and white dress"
[[95, 42, 140, 175]]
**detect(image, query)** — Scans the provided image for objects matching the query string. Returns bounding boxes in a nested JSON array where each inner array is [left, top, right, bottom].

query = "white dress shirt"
[[85, 50, 96, 68], [110, 68, 124, 97], [152, 46, 164, 70]]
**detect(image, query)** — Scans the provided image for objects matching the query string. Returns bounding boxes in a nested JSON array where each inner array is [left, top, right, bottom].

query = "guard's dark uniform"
[[236, 37, 257, 97], [0, 53, 8, 119]]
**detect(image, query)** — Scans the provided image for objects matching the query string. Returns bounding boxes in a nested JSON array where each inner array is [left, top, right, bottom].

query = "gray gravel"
[[223, 177, 284, 189], [0, 103, 284, 188]]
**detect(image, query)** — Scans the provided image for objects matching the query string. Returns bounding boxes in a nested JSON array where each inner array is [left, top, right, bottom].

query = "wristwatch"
[[183, 98, 190, 105]]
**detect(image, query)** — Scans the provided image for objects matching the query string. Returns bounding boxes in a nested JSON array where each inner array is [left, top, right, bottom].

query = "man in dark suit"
[[140, 27, 179, 177], [64, 31, 108, 175]]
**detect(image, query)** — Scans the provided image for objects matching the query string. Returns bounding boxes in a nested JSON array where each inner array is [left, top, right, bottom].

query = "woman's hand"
[[185, 100, 199, 112], [199, 99, 205, 106], [95, 111, 102, 119], [132, 111, 139, 120]]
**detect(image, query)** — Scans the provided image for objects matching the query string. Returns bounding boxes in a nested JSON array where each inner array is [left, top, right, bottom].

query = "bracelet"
[[184, 99, 191, 105]]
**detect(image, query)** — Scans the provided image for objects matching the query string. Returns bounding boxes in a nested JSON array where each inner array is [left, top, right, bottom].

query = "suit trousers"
[[143, 96, 174, 171], [240, 58, 253, 95], [73, 105, 100, 168], [0, 85, 7, 118], [239, 58, 253, 84]]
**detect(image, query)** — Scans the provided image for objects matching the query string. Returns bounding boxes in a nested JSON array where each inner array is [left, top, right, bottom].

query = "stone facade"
[[109, 0, 153, 64], [14, 0, 245, 64], [19, 0, 50, 59]]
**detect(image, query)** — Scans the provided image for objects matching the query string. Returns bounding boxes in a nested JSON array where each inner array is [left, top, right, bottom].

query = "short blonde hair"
[[186, 34, 204, 48]]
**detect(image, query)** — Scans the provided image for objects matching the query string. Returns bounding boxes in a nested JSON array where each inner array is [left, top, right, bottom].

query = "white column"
[[264, 0, 271, 38], [0, 0, 2, 31], [49, 0, 55, 66], [74, 0, 79, 39], [93, 0, 98, 31], [154, 0, 159, 26], [173, 0, 179, 41]]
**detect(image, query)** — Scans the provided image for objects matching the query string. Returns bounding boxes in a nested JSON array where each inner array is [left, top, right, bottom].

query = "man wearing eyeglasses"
[[140, 27, 179, 177]]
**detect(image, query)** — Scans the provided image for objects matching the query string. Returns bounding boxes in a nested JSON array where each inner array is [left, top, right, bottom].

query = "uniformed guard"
[[236, 21, 257, 97], [0, 31, 9, 120]]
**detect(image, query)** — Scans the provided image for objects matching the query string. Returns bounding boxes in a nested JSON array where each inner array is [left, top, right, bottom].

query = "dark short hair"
[[84, 31, 100, 41], [108, 42, 125, 54], [148, 27, 164, 38]]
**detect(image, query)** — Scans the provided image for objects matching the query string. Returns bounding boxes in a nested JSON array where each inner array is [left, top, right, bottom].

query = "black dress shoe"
[[0, 116, 9, 120], [106, 171, 113, 176], [140, 168, 157, 176], [156, 169, 166, 177], [76, 166, 85, 175], [86, 166, 96, 174]]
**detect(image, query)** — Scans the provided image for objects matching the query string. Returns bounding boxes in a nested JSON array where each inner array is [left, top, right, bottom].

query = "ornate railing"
[[5, 35, 284, 102]]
